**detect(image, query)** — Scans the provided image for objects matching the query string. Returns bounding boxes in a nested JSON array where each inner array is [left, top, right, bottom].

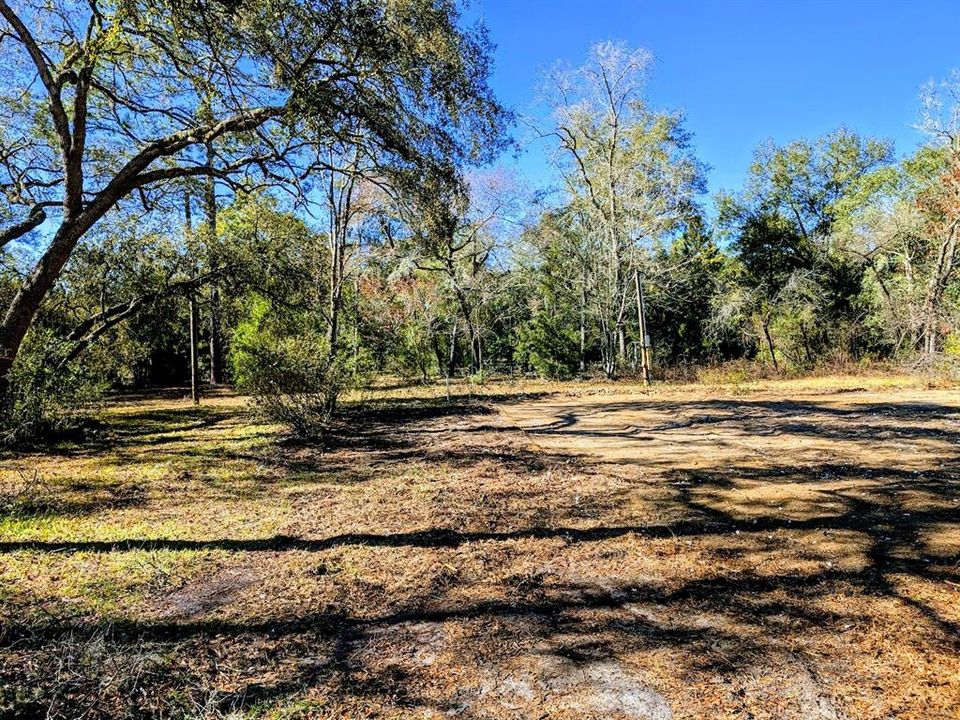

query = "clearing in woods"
[[0, 376, 958, 719]]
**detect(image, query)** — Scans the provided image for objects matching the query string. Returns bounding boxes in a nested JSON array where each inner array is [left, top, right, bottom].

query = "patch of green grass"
[[0, 548, 219, 621]]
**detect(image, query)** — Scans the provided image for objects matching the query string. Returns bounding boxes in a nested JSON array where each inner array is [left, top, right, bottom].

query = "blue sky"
[[472, 0, 959, 198]]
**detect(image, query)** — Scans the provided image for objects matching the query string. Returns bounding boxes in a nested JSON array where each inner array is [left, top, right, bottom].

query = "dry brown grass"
[[0, 375, 958, 719]]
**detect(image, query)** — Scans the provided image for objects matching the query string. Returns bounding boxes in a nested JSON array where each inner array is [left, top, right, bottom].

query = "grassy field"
[[1, 375, 958, 719]]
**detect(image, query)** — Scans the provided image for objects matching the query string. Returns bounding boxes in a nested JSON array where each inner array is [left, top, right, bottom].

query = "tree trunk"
[[0, 218, 88, 393], [204, 156, 224, 385], [185, 191, 200, 405], [209, 287, 222, 384], [328, 228, 342, 360], [922, 323, 937, 357], [451, 286, 478, 374], [466, 324, 478, 374], [189, 296, 200, 404], [447, 316, 459, 379], [600, 321, 617, 380], [918, 217, 958, 359], [474, 329, 483, 376], [432, 332, 445, 378], [762, 319, 780, 373], [617, 325, 627, 372], [579, 286, 587, 374], [324, 160, 359, 368], [800, 323, 814, 366]]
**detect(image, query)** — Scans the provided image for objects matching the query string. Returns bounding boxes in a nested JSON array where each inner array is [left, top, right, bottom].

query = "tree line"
[[1, 1, 958, 441]]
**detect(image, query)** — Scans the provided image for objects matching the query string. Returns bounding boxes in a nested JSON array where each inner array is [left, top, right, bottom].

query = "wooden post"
[[634, 269, 652, 386]]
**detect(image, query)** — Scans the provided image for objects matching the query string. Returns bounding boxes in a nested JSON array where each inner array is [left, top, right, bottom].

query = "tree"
[[398, 168, 522, 376], [318, 144, 381, 370], [40, 216, 204, 381], [0, 0, 507, 392], [719, 128, 894, 369], [847, 72, 960, 358], [224, 193, 346, 434], [912, 72, 960, 355], [646, 215, 730, 364], [540, 41, 704, 377], [518, 207, 595, 374]]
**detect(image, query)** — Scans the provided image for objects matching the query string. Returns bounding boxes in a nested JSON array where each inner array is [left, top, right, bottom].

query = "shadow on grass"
[[520, 396, 960, 446], [2, 389, 959, 717], [0, 482, 146, 521]]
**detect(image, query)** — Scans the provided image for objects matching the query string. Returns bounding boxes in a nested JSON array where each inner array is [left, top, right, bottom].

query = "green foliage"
[[731, 210, 811, 292], [714, 128, 901, 370], [742, 128, 894, 240], [357, 269, 446, 383], [0, 328, 105, 447], [541, 43, 706, 378], [516, 313, 580, 380], [46, 220, 197, 387], [0, 0, 510, 409], [393, 321, 439, 382], [648, 217, 736, 363], [245, 336, 342, 440], [1, 19, 957, 418], [231, 298, 341, 438], [229, 295, 274, 391], [944, 333, 960, 357]]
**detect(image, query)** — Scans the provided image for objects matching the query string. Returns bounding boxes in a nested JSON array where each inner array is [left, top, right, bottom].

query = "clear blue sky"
[[472, 0, 959, 198]]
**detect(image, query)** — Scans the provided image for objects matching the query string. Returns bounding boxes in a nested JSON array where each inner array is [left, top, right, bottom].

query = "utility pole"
[[634, 268, 652, 386], [185, 191, 200, 405]]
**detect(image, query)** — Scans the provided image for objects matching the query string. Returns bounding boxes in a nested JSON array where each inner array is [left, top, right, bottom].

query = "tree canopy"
[[0, 17, 958, 440]]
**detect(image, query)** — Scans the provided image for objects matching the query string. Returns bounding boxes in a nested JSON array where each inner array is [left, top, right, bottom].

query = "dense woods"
[[1, 0, 958, 441]]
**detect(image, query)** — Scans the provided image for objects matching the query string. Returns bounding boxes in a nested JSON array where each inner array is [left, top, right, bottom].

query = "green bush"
[[391, 322, 437, 383], [243, 336, 342, 439], [0, 328, 104, 447], [944, 332, 960, 357], [515, 313, 580, 380], [230, 296, 342, 439]]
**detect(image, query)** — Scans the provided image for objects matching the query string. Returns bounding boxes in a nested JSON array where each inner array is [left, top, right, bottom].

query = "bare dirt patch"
[[155, 565, 259, 621]]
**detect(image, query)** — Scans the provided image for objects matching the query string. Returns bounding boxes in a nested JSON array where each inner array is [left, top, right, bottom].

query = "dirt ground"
[[0, 377, 958, 719]]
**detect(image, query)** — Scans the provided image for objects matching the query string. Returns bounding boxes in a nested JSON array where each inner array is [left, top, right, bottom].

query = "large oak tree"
[[0, 0, 507, 388]]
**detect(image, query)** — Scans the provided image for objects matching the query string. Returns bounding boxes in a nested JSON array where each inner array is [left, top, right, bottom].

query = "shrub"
[[944, 332, 960, 358], [230, 300, 343, 439], [391, 322, 437, 383], [239, 334, 342, 439], [0, 328, 104, 447], [515, 314, 580, 380]]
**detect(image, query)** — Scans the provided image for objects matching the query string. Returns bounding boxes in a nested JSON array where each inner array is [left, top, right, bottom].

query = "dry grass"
[[0, 375, 958, 719]]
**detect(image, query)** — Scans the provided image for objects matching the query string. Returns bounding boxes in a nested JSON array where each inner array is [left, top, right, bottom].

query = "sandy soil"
[[493, 385, 960, 719]]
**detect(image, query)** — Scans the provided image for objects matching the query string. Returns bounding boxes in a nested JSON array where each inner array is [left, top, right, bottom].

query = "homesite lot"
[[1, 377, 958, 719]]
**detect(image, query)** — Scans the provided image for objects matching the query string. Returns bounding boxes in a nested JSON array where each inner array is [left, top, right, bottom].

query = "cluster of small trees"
[[1, 0, 958, 440]]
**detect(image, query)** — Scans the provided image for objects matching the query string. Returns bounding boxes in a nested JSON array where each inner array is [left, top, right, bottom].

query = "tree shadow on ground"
[[1, 390, 959, 717], [519, 396, 960, 446], [0, 480, 146, 521], [228, 393, 558, 483], [21, 405, 242, 461]]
